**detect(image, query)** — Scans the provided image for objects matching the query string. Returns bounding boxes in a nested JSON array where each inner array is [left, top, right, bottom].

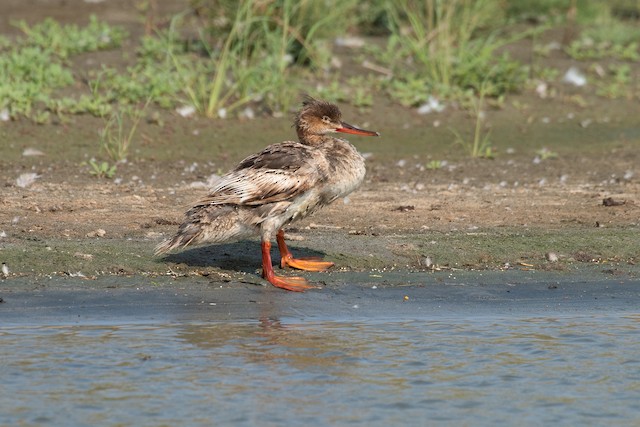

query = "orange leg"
[[276, 229, 335, 272], [261, 240, 314, 292]]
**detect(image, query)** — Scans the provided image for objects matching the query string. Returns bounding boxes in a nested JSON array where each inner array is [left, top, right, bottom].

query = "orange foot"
[[280, 254, 335, 272], [264, 272, 316, 292], [262, 239, 318, 292], [276, 229, 335, 272]]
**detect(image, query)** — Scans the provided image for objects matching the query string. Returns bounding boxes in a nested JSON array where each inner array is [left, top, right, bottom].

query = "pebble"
[[562, 66, 586, 86], [546, 252, 559, 262], [73, 252, 94, 260], [22, 148, 45, 156], [86, 228, 106, 238], [176, 105, 196, 118], [417, 96, 445, 114], [16, 173, 40, 188], [421, 256, 433, 268], [334, 36, 365, 48]]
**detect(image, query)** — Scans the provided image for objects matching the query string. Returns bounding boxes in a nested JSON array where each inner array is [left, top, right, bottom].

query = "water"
[[2, 314, 640, 426]]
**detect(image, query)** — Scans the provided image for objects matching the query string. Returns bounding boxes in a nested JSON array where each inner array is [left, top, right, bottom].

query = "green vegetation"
[[450, 83, 495, 159], [535, 147, 559, 161], [379, 0, 528, 105], [426, 160, 444, 170], [99, 104, 147, 162], [14, 15, 126, 58], [0, 0, 638, 158], [0, 16, 127, 122], [87, 159, 117, 179]]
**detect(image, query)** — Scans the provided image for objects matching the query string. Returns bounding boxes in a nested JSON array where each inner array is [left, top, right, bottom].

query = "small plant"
[[535, 147, 558, 161], [450, 83, 494, 159], [426, 160, 444, 170], [87, 159, 117, 179], [99, 103, 148, 162], [594, 63, 633, 99]]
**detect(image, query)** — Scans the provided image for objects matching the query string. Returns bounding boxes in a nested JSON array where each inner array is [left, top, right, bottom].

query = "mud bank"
[[1, 268, 639, 325]]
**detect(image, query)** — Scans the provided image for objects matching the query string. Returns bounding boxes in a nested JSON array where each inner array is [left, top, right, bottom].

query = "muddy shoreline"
[[1, 1, 638, 294], [1, 268, 639, 325]]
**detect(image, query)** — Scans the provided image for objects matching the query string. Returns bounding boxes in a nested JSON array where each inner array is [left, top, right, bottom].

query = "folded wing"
[[196, 142, 329, 207]]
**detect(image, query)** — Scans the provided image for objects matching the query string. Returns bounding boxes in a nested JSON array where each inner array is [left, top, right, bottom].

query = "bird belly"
[[285, 190, 324, 222], [324, 153, 366, 202]]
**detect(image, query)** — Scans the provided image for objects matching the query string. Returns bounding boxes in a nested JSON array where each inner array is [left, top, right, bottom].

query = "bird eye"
[[322, 115, 330, 123]]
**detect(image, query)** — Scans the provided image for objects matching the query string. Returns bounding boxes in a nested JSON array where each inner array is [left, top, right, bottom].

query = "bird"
[[155, 96, 379, 291]]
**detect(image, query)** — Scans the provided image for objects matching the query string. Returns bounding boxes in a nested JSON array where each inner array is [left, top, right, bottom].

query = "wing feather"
[[196, 142, 328, 207]]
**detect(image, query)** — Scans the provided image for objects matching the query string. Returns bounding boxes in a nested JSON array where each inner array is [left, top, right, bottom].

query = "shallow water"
[[2, 313, 640, 426]]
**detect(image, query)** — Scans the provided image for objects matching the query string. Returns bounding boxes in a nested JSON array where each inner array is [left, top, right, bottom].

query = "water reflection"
[[2, 315, 640, 426]]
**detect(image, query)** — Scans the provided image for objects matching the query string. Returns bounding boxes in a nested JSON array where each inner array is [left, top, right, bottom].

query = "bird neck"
[[297, 132, 332, 146]]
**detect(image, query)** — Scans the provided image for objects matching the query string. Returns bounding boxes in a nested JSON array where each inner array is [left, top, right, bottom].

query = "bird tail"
[[154, 222, 203, 255]]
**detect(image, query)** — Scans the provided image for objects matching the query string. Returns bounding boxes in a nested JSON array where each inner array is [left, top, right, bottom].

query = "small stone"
[[240, 107, 255, 119], [86, 228, 107, 238], [334, 36, 365, 48], [562, 66, 586, 86], [545, 252, 559, 262], [603, 197, 625, 207], [176, 105, 196, 118], [284, 233, 305, 241], [16, 173, 40, 188], [22, 148, 45, 156]]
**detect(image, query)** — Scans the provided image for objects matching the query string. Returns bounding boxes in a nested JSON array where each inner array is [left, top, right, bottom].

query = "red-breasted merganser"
[[155, 96, 379, 291]]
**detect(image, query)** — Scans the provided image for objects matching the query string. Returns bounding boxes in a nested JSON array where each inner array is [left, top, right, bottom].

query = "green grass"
[[98, 103, 147, 162], [378, 0, 529, 105], [87, 160, 117, 179], [176, 0, 367, 117], [0, 1, 638, 122], [0, 46, 73, 119], [450, 82, 495, 159], [14, 15, 127, 58], [0, 16, 126, 120]]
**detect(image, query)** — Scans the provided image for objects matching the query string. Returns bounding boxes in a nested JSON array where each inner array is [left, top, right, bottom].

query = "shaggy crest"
[[294, 95, 342, 134]]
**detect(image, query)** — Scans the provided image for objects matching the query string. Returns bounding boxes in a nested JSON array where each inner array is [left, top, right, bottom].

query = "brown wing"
[[197, 142, 328, 206]]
